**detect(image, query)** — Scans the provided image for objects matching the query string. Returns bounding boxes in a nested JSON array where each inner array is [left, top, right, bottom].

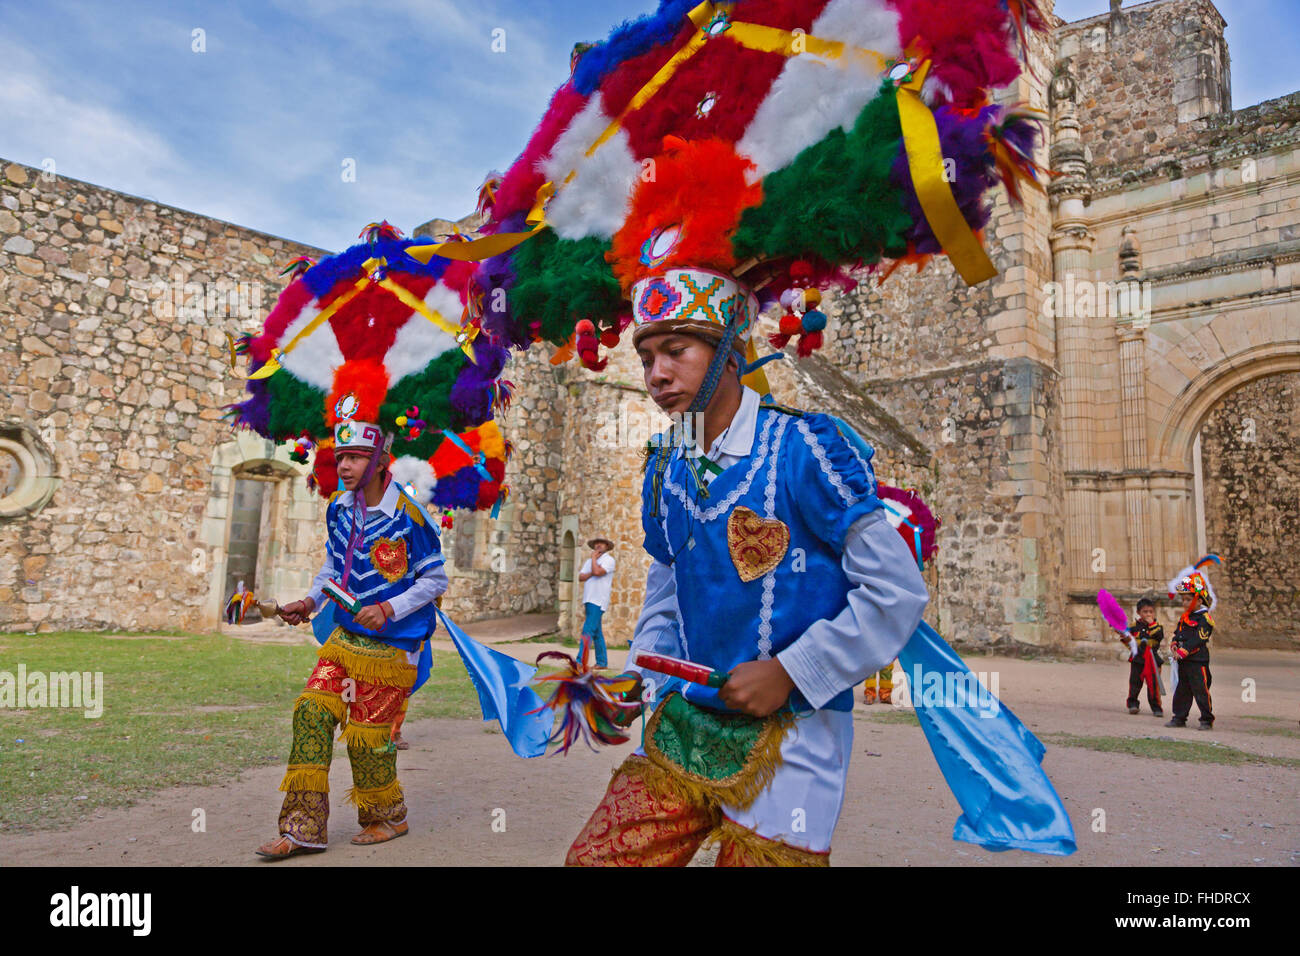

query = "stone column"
[[1048, 63, 1098, 590], [1115, 224, 1153, 584]]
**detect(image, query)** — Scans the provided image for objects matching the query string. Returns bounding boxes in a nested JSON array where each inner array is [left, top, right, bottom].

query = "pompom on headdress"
[[224, 223, 512, 514]]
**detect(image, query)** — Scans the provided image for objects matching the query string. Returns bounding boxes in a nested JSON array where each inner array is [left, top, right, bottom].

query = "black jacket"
[[1172, 609, 1213, 663]]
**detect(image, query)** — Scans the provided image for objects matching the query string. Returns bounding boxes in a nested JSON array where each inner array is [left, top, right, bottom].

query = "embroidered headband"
[[630, 268, 758, 348]]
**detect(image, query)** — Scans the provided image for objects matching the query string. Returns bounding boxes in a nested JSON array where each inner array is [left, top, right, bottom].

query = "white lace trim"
[[798, 418, 858, 506], [834, 425, 879, 497], [755, 415, 788, 659], [663, 412, 777, 522]]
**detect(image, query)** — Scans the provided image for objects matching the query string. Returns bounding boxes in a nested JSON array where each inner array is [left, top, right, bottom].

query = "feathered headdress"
[[1167, 554, 1221, 613], [405, 0, 1047, 380], [225, 226, 512, 513], [404, 0, 1045, 752]]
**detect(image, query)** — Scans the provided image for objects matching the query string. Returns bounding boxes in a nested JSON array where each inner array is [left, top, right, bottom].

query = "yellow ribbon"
[[724, 19, 887, 70], [249, 257, 480, 378], [582, 1, 720, 162], [405, 182, 554, 265], [376, 275, 478, 363], [895, 62, 996, 285], [248, 347, 282, 380], [739, 337, 772, 396], [249, 279, 369, 378]]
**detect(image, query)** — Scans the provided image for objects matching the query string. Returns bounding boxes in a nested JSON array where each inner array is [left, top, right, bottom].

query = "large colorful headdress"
[[226, 223, 514, 514], [1167, 554, 1220, 613], [407, 0, 1049, 386]]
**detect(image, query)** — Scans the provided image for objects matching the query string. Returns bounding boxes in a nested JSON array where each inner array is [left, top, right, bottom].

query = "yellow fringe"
[[279, 764, 330, 793], [296, 689, 348, 723], [344, 779, 404, 812], [639, 709, 795, 812], [340, 721, 393, 749], [318, 630, 418, 688], [705, 817, 831, 868]]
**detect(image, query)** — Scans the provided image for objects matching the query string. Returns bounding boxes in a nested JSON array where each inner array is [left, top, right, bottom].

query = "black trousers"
[[1126, 656, 1162, 711], [1172, 660, 1213, 723]]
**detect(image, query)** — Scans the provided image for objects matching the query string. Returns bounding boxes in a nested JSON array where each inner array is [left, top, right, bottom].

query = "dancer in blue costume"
[[566, 271, 929, 866]]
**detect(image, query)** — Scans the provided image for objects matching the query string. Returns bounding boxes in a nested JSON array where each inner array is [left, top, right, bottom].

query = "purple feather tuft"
[[475, 213, 529, 349], [892, 105, 1005, 255], [227, 376, 271, 436], [430, 467, 481, 511]]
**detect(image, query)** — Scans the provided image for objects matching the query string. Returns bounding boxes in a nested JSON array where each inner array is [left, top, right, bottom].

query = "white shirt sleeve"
[[776, 510, 930, 710], [599, 553, 616, 574], [385, 560, 449, 621]]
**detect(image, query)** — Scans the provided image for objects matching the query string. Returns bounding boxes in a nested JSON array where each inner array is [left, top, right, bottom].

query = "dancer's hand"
[[279, 598, 314, 625], [354, 602, 392, 630], [720, 659, 795, 717]]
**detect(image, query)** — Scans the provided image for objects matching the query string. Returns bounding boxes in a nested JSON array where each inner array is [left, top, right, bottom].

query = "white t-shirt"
[[580, 553, 616, 610]]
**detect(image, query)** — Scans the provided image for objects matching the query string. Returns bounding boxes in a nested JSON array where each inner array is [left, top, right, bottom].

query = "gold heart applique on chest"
[[370, 537, 408, 583], [726, 506, 790, 583]]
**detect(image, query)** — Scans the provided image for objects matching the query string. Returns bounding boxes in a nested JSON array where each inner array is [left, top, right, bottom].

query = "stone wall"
[[552, 342, 662, 647], [436, 345, 569, 623], [0, 159, 327, 632], [1198, 372, 1300, 647], [1057, 0, 1231, 171]]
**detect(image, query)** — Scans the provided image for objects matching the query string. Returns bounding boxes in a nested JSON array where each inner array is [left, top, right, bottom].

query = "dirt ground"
[[3, 646, 1297, 867]]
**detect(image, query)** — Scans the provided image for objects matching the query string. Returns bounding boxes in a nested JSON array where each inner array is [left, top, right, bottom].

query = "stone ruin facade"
[[1, 0, 1296, 651]]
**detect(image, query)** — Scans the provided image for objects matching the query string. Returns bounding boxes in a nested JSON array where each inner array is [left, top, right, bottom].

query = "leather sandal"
[[351, 820, 409, 845], [255, 835, 325, 860]]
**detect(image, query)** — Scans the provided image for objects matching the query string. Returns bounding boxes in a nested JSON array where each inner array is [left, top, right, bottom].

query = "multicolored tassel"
[[984, 107, 1055, 206], [359, 221, 404, 244], [279, 256, 316, 279], [530, 641, 640, 754]]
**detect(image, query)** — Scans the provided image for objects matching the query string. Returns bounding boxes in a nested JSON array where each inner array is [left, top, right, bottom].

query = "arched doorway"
[[1195, 370, 1300, 647], [203, 434, 316, 625], [557, 518, 579, 637]]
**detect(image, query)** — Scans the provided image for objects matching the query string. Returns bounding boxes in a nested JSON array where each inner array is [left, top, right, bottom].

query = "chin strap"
[[340, 439, 390, 589], [686, 318, 743, 419]]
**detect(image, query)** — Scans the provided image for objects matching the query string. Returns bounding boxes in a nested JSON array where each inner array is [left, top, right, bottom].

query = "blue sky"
[[2, 0, 1294, 253]]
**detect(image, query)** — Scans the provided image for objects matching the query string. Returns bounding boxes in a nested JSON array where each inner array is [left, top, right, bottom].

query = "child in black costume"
[[1123, 598, 1164, 716], [1164, 556, 1220, 731]]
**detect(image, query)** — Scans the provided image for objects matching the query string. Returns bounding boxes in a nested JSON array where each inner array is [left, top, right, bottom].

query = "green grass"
[[512, 631, 580, 648], [0, 631, 484, 832], [1233, 715, 1300, 737], [1042, 732, 1300, 769]]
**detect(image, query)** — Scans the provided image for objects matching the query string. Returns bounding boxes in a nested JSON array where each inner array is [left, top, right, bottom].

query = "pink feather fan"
[[1096, 589, 1129, 634]]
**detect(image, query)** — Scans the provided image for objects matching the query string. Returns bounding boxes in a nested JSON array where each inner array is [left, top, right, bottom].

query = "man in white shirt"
[[577, 538, 616, 668]]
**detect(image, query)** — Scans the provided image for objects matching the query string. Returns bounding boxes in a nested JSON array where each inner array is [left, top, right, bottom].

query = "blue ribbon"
[[740, 351, 785, 376], [900, 621, 1077, 855], [441, 429, 493, 481], [435, 608, 552, 758]]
